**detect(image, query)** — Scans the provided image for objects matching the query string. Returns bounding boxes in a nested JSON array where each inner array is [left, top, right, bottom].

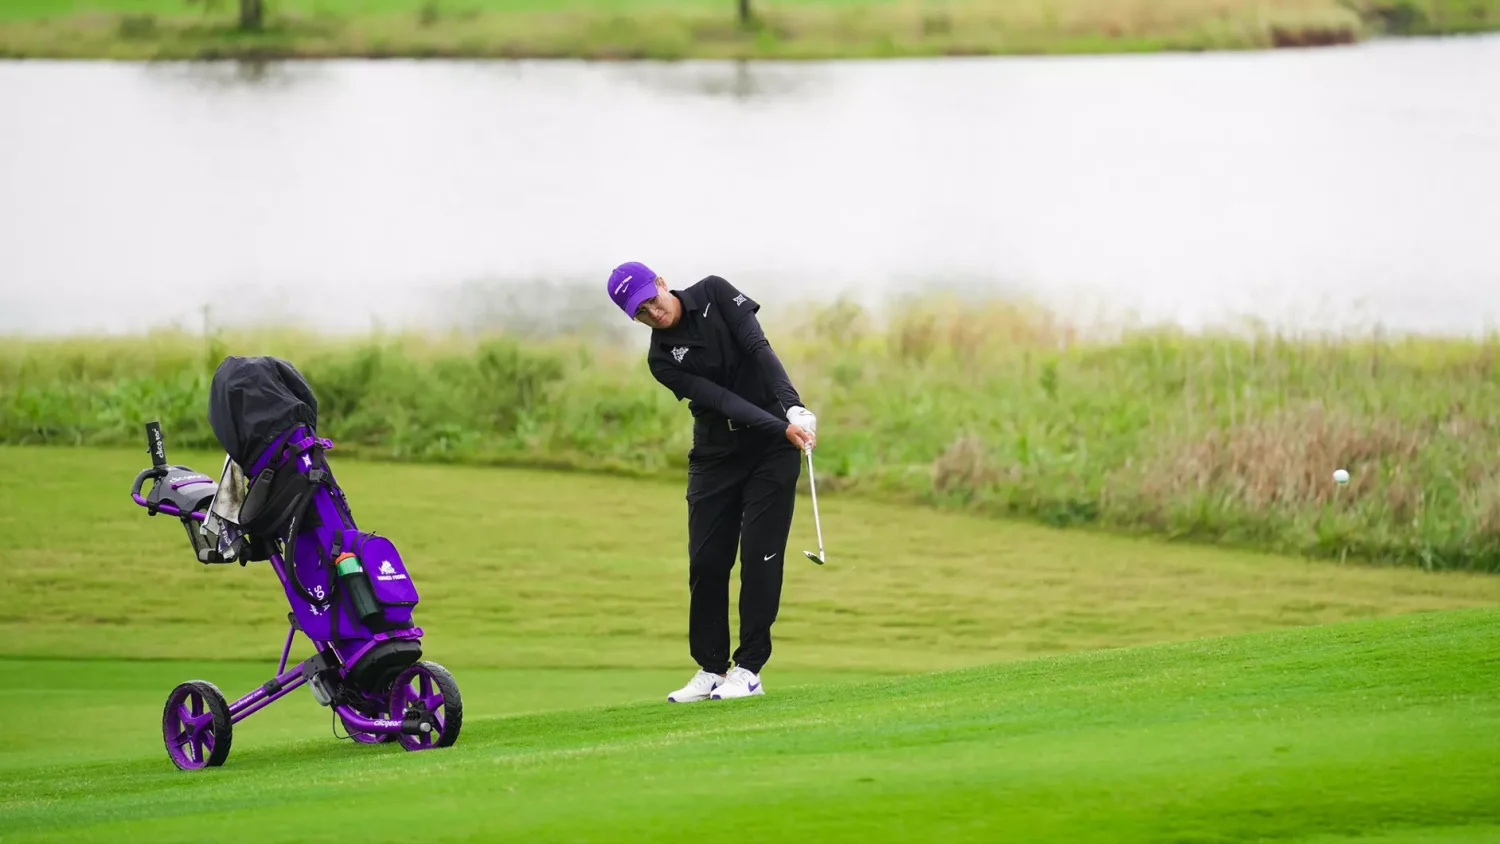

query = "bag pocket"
[[339, 531, 420, 607], [239, 465, 315, 536]]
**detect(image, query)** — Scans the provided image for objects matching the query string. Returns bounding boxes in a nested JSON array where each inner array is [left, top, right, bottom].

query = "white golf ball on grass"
[[1333, 468, 1350, 485]]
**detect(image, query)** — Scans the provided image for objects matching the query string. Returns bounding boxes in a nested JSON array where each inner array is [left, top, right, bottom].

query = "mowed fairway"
[[1, 445, 1498, 841], [3, 612, 1498, 842]]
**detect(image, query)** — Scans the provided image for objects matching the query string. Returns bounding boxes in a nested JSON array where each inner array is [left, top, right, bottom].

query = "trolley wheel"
[[389, 660, 462, 752], [162, 680, 233, 770]]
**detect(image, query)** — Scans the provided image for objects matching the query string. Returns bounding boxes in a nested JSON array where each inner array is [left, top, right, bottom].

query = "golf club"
[[803, 445, 826, 565]]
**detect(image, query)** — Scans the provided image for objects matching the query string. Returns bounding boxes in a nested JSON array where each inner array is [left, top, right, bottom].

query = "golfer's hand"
[[786, 424, 815, 451], [786, 406, 817, 451], [787, 405, 817, 435]]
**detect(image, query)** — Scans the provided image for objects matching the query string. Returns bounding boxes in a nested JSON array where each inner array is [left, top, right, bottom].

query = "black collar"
[[674, 286, 703, 312], [652, 288, 702, 339]]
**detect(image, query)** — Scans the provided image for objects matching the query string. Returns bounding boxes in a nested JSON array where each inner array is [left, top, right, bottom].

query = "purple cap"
[[606, 261, 659, 320]]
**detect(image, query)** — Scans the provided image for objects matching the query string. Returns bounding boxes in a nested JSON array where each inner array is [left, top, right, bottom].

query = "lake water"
[[2, 35, 1499, 339]]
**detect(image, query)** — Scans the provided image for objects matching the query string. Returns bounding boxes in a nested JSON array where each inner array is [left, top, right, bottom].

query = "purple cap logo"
[[606, 261, 660, 320]]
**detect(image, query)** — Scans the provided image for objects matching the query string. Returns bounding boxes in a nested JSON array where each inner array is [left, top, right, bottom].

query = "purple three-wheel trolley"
[[131, 355, 462, 770]]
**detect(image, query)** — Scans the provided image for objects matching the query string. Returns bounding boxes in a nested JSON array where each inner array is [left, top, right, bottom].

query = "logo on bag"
[[672, 346, 689, 363], [375, 559, 407, 582]]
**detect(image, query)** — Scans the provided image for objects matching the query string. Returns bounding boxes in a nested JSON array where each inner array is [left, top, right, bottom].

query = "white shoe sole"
[[710, 689, 764, 700], [667, 690, 716, 703]]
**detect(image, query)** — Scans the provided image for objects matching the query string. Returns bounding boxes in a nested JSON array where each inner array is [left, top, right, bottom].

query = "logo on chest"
[[672, 346, 689, 363]]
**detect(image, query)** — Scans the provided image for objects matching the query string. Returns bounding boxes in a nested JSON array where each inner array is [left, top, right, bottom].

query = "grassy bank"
[[3, 608, 1498, 841], [5, 299, 1500, 570], [1, 0, 1496, 60]]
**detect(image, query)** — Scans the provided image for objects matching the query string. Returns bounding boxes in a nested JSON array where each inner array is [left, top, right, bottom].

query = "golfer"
[[606, 261, 817, 702]]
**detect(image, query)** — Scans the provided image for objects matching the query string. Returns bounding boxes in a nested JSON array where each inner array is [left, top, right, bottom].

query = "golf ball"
[[1333, 468, 1350, 484]]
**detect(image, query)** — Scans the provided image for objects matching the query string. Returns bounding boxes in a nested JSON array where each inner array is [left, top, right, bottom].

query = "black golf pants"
[[685, 439, 801, 676]]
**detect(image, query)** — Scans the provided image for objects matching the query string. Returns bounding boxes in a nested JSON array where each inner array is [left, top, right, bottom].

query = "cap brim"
[[623, 284, 657, 320]]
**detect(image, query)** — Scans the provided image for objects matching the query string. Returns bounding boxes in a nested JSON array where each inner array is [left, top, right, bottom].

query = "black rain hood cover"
[[208, 355, 320, 470]]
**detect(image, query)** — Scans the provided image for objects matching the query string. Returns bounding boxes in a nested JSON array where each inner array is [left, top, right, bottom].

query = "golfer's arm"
[[650, 364, 788, 436], [728, 311, 804, 413]]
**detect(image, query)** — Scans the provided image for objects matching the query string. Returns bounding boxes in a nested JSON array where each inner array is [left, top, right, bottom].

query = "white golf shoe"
[[710, 666, 765, 700], [667, 669, 726, 703]]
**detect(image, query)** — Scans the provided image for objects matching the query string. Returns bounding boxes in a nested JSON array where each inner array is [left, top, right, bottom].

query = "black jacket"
[[647, 275, 804, 447]]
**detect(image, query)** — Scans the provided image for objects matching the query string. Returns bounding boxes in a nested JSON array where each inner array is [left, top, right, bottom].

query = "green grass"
[[1, 446, 1496, 840], [0, 659, 866, 771], [6, 298, 1500, 570], [1, 608, 1496, 842], [10, 445, 1500, 668], [1, 0, 1495, 59], [17, 443, 1500, 674]]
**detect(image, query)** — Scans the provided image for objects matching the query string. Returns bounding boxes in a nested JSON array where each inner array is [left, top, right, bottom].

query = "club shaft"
[[806, 448, 824, 553]]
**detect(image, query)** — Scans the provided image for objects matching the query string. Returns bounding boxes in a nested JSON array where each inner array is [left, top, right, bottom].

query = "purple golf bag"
[[131, 355, 462, 770]]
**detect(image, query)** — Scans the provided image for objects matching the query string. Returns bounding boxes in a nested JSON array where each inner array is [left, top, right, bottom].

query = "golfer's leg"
[[731, 444, 801, 674], [686, 457, 746, 676]]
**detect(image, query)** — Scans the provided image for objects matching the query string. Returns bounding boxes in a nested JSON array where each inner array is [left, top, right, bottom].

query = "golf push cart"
[[130, 355, 462, 770]]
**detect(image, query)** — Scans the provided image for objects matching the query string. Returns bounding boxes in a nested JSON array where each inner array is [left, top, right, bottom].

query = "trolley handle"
[[132, 466, 168, 499]]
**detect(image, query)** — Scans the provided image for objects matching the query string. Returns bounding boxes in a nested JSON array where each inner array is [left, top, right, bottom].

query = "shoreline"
[[3, 3, 1498, 62]]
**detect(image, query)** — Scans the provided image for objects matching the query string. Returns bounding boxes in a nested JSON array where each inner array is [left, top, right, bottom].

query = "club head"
[[804, 550, 824, 565]]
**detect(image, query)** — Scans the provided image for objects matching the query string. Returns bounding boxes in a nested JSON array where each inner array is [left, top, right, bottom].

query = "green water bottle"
[[335, 553, 382, 622]]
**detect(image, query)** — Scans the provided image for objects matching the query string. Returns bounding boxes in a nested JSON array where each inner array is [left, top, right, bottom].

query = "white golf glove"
[[786, 406, 817, 437]]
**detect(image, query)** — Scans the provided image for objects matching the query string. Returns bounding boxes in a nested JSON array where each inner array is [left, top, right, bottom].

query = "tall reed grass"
[[5, 297, 1499, 571]]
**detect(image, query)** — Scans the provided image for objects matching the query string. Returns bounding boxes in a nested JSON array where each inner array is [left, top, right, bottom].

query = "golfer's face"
[[635, 294, 673, 328]]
